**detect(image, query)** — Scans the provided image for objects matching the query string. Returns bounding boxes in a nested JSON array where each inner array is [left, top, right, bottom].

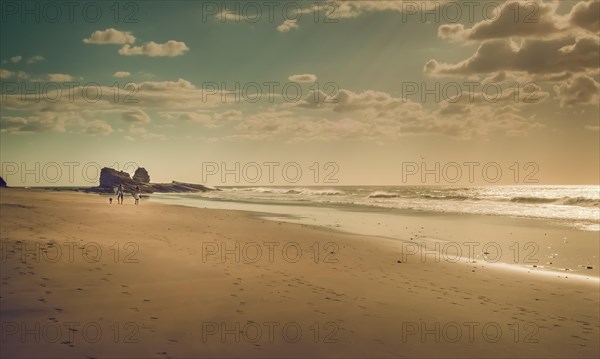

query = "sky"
[[0, 0, 599, 186]]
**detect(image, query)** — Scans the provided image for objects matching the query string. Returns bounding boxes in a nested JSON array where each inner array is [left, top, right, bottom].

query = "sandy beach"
[[0, 188, 598, 358]]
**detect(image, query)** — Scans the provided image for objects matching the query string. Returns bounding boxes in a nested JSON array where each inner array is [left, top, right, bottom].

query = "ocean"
[[152, 185, 600, 231]]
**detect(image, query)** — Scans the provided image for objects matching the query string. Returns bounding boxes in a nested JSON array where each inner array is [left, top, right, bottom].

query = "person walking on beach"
[[134, 186, 141, 206], [116, 184, 124, 204]]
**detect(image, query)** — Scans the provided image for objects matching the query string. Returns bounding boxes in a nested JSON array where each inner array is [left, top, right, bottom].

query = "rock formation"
[[86, 167, 213, 194], [133, 167, 150, 183], [99, 168, 135, 189]]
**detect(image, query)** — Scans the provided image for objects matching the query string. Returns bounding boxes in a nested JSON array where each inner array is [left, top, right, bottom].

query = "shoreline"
[[1, 188, 599, 358], [149, 192, 600, 280]]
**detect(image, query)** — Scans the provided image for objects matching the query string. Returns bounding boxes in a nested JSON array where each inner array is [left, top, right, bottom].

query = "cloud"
[[553, 75, 600, 107], [113, 71, 131, 78], [10, 56, 22, 63], [83, 120, 113, 135], [584, 125, 600, 131], [272, 1, 451, 32], [298, 89, 409, 113], [425, 36, 600, 76], [214, 109, 242, 122], [291, 0, 454, 21], [83, 28, 136, 45], [0, 68, 28, 79], [568, 0, 600, 33], [215, 9, 237, 21], [0, 79, 226, 135], [277, 20, 299, 32], [0, 74, 548, 140], [128, 125, 166, 140], [160, 109, 243, 127], [118, 40, 189, 57], [121, 109, 150, 123], [48, 73, 74, 82], [84, 28, 188, 57], [26, 55, 45, 64], [288, 74, 317, 83], [437, 1, 565, 42], [162, 111, 215, 126], [234, 104, 543, 142], [0, 112, 82, 134], [482, 71, 507, 84], [290, 87, 546, 141]]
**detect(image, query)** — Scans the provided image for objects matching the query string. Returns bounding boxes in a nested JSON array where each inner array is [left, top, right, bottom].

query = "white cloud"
[[214, 109, 242, 122], [118, 40, 189, 57], [121, 109, 151, 123], [0, 112, 82, 134], [290, 87, 546, 141], [215, 9, 245, 22], [83, 120, 113, 135], [437, 1, 565, 42], [553, 75, 600, 107], [0, 79, 226, 135], [128, 125, 165, 140], [26, 55, 45, 64], [47, 73, 74, 82], [288, 74, 317, 83], [180, 112, 213, 122], [277, 20, 299, 32], [113, 71, 131, 78], [425, 36, 599, 76], [10, 56, 22, 63], [0, 68, 28, 79], [160, 109, 243, 127], [83, 28, 136, 45]]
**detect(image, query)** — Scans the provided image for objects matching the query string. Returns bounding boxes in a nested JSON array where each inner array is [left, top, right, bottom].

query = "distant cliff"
[[85, 167, 214, 194]]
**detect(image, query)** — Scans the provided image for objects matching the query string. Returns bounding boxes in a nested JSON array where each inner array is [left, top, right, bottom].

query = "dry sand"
[[1, 188, 598, 358]]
